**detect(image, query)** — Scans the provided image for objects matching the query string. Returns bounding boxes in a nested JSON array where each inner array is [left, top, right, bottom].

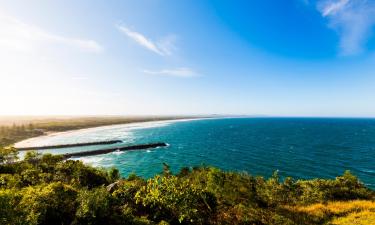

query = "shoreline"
[[14, 116, 217, 148], [16, 140, 123, 151]]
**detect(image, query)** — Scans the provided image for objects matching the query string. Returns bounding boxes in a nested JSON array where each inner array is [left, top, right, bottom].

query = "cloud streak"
[[0, 12, 103, 53], [320, 0, 349, 16], [317, 0, 375, 55], [142, 68, 199, 78], [117, 25, 176, 56]]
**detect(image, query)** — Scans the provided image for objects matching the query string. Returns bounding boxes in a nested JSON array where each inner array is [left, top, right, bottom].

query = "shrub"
[[109, 167, 121, 181], [135, 175, 216, 224], [75, 187, 113, 225], [0, 189, 25, 225], [19, 182, 78, 225], [54, 160, 110, 188], [297, 171, 373, 204], [0, 146, 18, 164]]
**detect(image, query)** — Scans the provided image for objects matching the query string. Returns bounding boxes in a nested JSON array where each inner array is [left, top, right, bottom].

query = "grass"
[[286, 200, 375, 224], [331, 210, 375, 225]]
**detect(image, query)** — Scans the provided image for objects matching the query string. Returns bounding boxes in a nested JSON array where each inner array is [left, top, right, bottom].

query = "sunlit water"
[[16, 118, 375, 188]]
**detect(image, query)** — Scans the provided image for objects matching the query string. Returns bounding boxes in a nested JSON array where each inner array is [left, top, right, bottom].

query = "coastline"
[[14, 116, 216, 148]]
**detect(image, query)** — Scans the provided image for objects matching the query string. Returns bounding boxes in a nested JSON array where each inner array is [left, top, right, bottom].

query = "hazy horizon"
[[1, 0, 375, 117]]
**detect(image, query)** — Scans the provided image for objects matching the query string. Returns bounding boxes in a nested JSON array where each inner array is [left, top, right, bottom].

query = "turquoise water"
[[16, 118, 375, 188]]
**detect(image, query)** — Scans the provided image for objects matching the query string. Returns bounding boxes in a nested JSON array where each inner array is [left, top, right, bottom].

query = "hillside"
[[0, 149, 374, 225]]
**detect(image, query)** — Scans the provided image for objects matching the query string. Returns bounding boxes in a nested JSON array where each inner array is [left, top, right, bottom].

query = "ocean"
[[16, 118, 375, 188]]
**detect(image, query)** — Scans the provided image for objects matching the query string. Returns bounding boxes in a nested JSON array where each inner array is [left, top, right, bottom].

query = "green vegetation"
[[0, 124, 44, 148], [1, 148, 374, 225], [0, 116, 193, 148]]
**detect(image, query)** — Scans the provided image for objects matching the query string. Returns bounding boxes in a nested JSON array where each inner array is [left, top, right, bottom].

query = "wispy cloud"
[[320, 0, 349, 16], [142, 68, 199, 78], [117, 25, 176, 56], [317, 0, 375, 55], [0, 11, 103, 53]]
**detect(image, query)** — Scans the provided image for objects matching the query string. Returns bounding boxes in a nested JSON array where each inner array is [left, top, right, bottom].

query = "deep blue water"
[[16, 118, 375, 188]]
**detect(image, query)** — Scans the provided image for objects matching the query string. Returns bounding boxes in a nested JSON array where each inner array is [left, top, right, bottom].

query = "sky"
[[0, 0, 375, 117]]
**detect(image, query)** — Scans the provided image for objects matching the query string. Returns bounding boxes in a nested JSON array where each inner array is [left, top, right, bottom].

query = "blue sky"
[[0, 0, 375, 117]]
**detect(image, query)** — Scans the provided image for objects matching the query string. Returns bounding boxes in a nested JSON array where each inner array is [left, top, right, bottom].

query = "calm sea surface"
[[16, 118, 375, 188]]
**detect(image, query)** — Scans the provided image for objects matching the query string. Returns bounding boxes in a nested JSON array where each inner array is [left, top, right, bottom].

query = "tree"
[[75, 187, 113, 225], [0, 146, 18, 164], [19, 182, 78, 225]]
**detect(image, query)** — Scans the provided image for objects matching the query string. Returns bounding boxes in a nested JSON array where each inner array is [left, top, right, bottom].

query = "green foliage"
[[24, 150, 42, 161], [0, 188, 24, 225], [75, 187, 113, 225], [0, 153, 374, 225], [109, 167, 121, 181], [19, 182, 78, 225], [0, 146, 18, 164], [297, 170, 373, 204], [0, 153, 114, 189], [54, 160, 110, 188], [135, 174, 216, 224], [0, 124, 43, 148]]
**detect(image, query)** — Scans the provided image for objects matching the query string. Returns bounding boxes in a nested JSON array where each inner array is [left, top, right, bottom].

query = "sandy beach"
[[14, 117, 214, 148]]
